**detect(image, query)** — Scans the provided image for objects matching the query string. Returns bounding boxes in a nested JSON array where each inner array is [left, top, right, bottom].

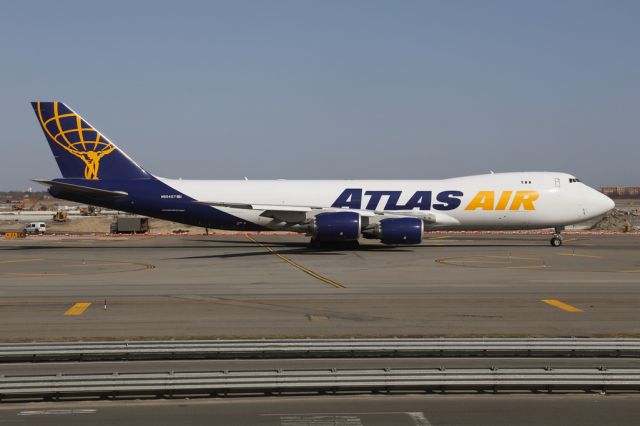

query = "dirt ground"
[[591, 208, 640, 232], [0, 216, 208, 235]]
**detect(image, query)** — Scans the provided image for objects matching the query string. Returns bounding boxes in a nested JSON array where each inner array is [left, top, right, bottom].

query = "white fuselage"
[[158, 172, 614, 231]]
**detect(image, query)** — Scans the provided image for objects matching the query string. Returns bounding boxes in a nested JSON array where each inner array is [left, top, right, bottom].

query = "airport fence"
[[2, 338, 640, 362], [1, 367, 639, 401]]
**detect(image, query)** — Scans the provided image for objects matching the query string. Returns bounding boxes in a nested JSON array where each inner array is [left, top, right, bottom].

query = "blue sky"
[[1, 1, 638, 189]]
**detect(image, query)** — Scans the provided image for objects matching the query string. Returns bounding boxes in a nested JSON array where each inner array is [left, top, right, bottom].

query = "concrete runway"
[[0, 233, 639, 341], [2, 395, 640, 425]]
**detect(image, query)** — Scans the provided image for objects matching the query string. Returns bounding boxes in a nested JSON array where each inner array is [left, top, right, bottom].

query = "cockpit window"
[[569, 178, 581, 183]]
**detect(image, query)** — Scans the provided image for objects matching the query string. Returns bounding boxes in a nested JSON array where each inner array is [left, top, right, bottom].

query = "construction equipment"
[[11, 196, 44, 211], [79, 205, 96, 216], [53, 210, 68, 222]]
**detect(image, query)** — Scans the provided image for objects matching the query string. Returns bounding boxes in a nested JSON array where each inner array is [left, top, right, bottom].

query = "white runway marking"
[[278, 414, 363, 425], [264, 411, 432, 425], [407, 412, 432, 426]]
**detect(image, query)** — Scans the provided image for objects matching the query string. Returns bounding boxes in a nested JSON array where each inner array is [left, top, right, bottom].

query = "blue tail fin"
[[31, 101, 150, 180]]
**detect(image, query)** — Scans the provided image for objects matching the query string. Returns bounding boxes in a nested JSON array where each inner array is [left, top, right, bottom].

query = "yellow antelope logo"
[[36, 102, 115, 179]]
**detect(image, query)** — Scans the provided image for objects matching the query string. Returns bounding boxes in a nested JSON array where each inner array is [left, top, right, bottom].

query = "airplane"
[[30, 101, 615, 248]]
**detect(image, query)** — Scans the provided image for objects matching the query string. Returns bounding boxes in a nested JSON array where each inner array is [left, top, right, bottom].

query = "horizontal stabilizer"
[[32, 179, 128, 198], [194, 201, 319, 212]]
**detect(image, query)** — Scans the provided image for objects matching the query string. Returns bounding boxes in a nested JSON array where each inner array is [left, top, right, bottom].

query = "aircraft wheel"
[[550, 236, 562, 247]]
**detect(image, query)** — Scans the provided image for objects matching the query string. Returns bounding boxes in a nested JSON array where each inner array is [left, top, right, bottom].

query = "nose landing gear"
[[550, 226, 564, 247]]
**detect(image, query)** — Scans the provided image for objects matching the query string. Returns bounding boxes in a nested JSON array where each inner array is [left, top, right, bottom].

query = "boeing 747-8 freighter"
[[31, 102, 614, 247]]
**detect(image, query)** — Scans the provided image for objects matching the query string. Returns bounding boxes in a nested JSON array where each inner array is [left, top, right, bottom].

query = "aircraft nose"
[[593, 190, 615, 215]]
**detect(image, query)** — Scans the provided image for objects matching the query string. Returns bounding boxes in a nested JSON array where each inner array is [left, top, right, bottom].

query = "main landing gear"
[[550, 227, 564, 247]]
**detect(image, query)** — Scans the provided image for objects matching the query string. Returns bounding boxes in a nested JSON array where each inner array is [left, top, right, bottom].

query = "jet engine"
[[310, 211, 361, 242], [362, 217, 423, 245]]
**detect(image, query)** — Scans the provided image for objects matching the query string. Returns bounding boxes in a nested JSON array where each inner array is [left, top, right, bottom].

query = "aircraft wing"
[[194, 200, 458, 225], [195, 200, 377, 221], [384, 209, 461, 226], [195, 201, 319, 212]]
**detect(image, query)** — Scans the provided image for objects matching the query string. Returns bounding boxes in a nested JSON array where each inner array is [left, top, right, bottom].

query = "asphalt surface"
[[0, 233, 639, 340], [1, 395, 640, 425]]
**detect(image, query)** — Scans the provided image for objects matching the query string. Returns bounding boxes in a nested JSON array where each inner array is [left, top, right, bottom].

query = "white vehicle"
[[24, 222, 46, 234], [31, 101, 615, 248]]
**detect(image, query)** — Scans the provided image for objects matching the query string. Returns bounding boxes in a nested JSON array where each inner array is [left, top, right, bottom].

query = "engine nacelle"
[[310, 211, 361, 242], [362, 217, 423, 245]]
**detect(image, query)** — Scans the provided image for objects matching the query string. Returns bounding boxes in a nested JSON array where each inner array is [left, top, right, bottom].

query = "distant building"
[[600, 187, 640, 199]]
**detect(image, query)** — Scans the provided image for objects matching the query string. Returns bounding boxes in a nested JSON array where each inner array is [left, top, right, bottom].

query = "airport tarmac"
[[2, 395, 640, 425], [0, 233, 639, 341]]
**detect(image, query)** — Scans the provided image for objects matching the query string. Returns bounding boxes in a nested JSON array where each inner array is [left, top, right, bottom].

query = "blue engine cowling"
[[312, 211, 361, 242], [379, 217, 424, 244]]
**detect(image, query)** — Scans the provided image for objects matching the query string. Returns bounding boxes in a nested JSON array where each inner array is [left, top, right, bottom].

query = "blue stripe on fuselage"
[[47, 177, 264, 231]]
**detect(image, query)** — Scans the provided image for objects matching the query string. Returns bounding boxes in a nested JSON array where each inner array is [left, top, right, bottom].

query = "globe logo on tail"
[[36, 102, 116, 180]]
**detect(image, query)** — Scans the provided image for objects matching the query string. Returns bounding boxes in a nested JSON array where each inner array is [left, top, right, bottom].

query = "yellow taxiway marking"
[[8, 272, 68, 276], [428, 236, 450, 240], [308, 315, 330, 322], [0, 258, 42, 264], [437, 255, 546, 270], [541, 299, 583, 312], [487, 255, 541, 260], [64, 302, 92, 316], [245, 235, 345, 289], [558, 253, 602, 259], [562, 237, 578, 243], [620, 270, 640, 273], [64, 263, 132, 267], [503, 265, 547, 270]]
